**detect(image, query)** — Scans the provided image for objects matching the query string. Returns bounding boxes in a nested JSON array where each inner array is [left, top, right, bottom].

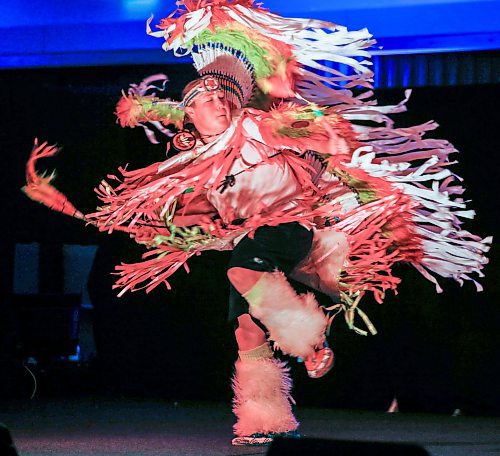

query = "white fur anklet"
[[232, 357, 298, 437], [243, 271, 327, 359]]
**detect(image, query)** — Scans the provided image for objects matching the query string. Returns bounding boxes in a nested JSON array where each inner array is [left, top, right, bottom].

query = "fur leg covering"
[[232, 355, 298, 437], [243, 271, 327, 359]]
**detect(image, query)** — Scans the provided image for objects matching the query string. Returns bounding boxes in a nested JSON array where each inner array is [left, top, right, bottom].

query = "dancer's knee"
[[227, 267, 263, 295]]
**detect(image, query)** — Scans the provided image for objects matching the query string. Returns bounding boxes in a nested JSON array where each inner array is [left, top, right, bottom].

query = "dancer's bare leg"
[[230, 267, 268, 351], [229, 266, 333, 377], [235, 314, 266, 351]]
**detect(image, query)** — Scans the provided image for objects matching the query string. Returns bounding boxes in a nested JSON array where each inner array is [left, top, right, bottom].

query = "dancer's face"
[[184, 84, 232, 137]]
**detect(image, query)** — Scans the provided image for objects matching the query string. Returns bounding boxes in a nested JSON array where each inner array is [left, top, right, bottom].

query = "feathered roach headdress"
[[116, 0, 381, 143], [148, 0, 375, 104]]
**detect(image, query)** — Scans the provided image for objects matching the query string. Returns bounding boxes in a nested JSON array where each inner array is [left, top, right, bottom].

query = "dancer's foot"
[[304, 342, 334, 378], [231, 430, 300, 446]]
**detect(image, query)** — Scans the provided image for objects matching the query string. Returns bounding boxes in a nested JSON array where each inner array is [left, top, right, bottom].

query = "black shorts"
[[227, 222, 314, 322]]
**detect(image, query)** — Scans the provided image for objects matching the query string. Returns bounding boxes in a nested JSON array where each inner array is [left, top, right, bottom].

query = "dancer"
[[177, 75, 343, 444], [23, 0, 491, 446]]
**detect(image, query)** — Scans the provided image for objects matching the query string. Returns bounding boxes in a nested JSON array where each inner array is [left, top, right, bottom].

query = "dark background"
[[0, 63, 498, 415]]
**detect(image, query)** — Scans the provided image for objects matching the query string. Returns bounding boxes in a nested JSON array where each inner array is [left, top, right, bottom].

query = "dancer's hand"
[[172, 214, 213, 227], [321, 118, 350, 156], [172, 193, 216, 227]]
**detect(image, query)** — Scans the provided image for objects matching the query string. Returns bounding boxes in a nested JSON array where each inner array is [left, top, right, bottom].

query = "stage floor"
[[1, 398, 498, 455]]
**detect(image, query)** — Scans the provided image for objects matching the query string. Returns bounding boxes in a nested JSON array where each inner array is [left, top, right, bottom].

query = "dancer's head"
[[182, 76, 232, 137]]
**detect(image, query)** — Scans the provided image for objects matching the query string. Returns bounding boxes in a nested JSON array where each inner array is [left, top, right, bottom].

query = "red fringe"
[[84, 109, 425, 300], [336, 193, 422, 303]]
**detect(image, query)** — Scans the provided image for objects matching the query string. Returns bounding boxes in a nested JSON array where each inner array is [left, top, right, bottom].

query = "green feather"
[[336, 172, 378, 204], [277, 126, 311, 138], [189, 27, 274, 79], [138, 97, 185, 123]]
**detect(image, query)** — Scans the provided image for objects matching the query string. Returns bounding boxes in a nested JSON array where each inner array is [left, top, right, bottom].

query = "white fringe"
[[343, 125, 491, 291]]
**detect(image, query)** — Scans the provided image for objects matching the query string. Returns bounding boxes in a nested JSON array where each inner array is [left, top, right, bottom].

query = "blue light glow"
[[122, 0, 161, 20], [1, 0, 499, 81], [373, 57, 381, 88], [401, 62, 411, 87]]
